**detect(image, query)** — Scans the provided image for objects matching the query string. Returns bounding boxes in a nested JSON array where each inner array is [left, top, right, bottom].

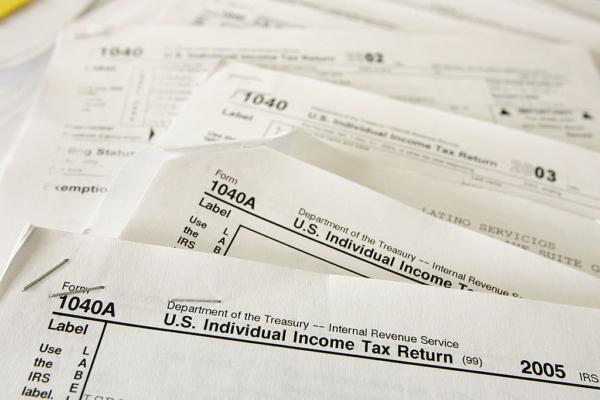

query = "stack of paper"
[[0, 1, 598, 398]]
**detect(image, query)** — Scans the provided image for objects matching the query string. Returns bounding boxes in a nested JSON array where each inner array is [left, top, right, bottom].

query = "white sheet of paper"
[[272, 0, 526, 38], [387, 0, 600, 57], [152, 0, 373, 28], [3, 26, 598, 266], [87, 142, 600, 307], [1, 227, 599, 398], [156, 133, 600, 278], [286, 0, 600, 64], [152, 28, 600, 149], [0, 25, 386, 266], [0, 0, 366, 185], [77, 0, 370, 31], [163, 62, 600, 220]]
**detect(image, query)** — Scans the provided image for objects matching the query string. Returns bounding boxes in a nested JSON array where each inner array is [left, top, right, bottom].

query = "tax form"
[[0, 1, 364, 179], [78, 0, 370, 30], [2, 26, 598, 265], [152, 0, 373, 28], [385, 0, 600, 64], [87, 143, 600, 307], [0, 25, 373, 267], [155, 133, 600, 278], [52, 26, 600, 148], [279, 0, 600, 65], [273, 0, 522, 37], [1, 227, 599, 398], [164, 62, 600, 220]]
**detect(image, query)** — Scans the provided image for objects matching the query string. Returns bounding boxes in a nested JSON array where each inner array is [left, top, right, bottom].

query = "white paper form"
[[69, 0, 169, 29], [273, 0, 600, 71], [3, 27, 598, 270], [89, 143, 600, 307], [381, 0, 600, 65], [89, 134, 600, 278], [77, 0, 372, 31], [0, 24, 391, 268], [152, 0, 376, 28], [351, 164, 600, 279], [147, 28, 600, 147], [163, 62, 600, 220], [1, 228, 599, 398], [3, 26, 598, 270], [157, 133, 600, 278], [273, 0, 531, 38]]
